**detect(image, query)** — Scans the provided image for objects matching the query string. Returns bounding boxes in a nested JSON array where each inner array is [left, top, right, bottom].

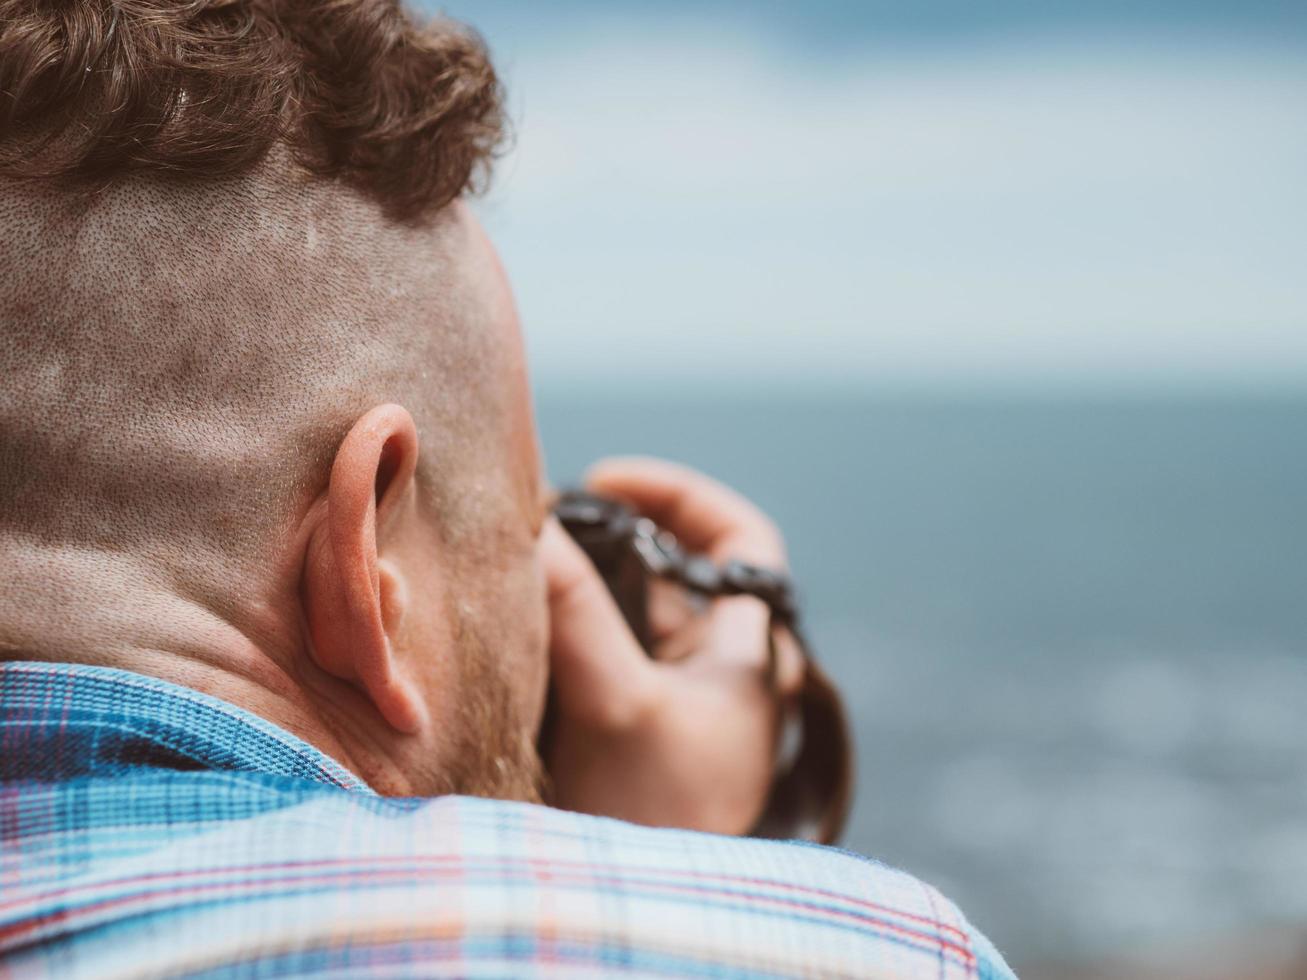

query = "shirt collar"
[[0, 660, 371, 792]]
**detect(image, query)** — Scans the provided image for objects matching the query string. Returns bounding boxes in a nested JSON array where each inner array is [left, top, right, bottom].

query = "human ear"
[[301, 403, 426, 734]]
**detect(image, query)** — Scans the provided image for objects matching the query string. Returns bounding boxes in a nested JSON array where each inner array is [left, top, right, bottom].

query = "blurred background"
[[434, 2, 1307, 976]]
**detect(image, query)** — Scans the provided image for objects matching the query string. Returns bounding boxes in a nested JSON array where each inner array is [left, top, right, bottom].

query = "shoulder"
[[4, 776, 1017, 979], [440, 797, 1019, 980]]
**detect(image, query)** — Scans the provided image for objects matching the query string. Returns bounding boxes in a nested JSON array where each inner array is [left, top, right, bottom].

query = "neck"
[[0, 536, 418, 795]]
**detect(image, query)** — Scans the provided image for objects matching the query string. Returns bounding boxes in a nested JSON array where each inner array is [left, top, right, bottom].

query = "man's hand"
[[540, 457, 805, 835]]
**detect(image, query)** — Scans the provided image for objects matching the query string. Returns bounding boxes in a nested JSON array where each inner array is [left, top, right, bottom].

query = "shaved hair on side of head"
[[2, 167, 499, 593], [0, 1, 518, 652]]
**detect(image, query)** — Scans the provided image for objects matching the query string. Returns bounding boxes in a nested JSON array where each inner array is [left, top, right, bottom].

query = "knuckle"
[[758, 519, 785, 555], [547, 548, 608, 614], [603, 665, 664, 732], [778, 655, 806, 697], [771, 629, 806, 695]]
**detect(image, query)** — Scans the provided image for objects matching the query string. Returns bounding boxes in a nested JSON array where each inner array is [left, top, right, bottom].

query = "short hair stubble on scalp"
[[0, 2, 527, 697], [0, 0, 515, 564]]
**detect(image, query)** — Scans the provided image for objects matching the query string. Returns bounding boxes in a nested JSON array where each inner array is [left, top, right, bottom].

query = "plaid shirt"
[[0, 661, 1015, 979]]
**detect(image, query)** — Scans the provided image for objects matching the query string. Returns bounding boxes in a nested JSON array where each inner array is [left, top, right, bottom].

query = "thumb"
[[540, 518, 657, 730]]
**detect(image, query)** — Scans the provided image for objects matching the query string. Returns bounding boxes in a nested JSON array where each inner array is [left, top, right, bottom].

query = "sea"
[[536, 388, 1307, 969]]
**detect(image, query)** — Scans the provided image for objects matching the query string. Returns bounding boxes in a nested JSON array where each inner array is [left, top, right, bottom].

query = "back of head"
[[0, 1, 551, 800], [0, 1, 515, 646]]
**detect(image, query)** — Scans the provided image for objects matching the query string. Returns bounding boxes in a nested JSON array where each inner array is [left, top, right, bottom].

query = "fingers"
[[586, 457, 785, 567], [540, 518, 657, 729], [647, 578, 703, 646], [701, 594, 773, 671], [771, 625, 807, 699], [586, 457, 800, 687]]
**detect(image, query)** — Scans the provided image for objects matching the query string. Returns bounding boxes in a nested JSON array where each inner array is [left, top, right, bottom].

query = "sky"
[[430, 1, 1307, 390]]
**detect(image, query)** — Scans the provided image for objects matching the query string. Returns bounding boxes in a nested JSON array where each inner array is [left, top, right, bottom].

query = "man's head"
[[0, 1, 549, 798]]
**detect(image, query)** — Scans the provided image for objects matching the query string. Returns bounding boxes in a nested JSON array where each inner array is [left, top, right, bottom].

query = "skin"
[[337, 207, 810, 831], [293, 209, 556, 796], [0, 187, 804, 832], [295, 208, 807, 832]]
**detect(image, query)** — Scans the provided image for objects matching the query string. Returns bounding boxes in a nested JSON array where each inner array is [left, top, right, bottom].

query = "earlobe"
[[300, 404, 428, 736]]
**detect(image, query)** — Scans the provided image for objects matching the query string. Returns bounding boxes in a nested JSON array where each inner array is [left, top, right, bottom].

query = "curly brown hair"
[[0, 0, 505, 218]]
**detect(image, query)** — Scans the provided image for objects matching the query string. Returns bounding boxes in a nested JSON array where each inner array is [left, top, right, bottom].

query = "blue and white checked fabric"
[[0, 661, 1016, 979]]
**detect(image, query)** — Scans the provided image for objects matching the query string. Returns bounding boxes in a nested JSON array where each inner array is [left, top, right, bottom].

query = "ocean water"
[[536, 390, 1307, 967]]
